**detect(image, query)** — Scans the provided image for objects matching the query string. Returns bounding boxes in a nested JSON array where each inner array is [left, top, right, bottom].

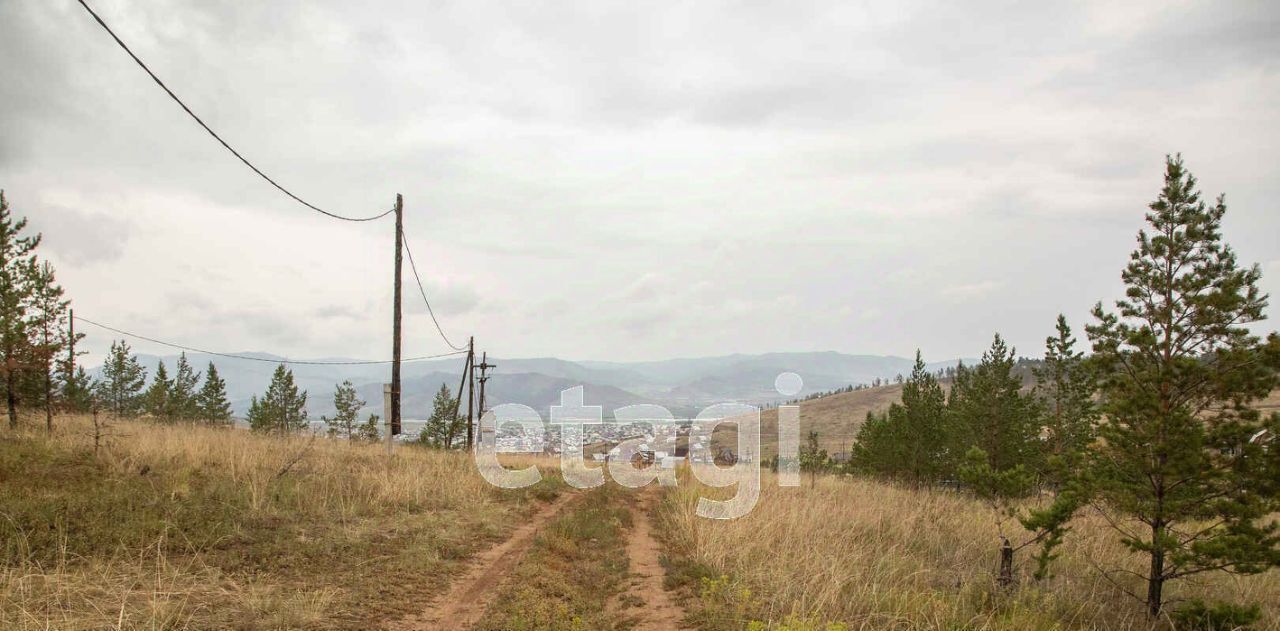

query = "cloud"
[[406, 281, 480, 317], [24, 202, 133, 265], [3, 0, 1279, 364], [941, 281, 1004, 301], [313, 304, 363, 320], [619, 272, 665, 301]]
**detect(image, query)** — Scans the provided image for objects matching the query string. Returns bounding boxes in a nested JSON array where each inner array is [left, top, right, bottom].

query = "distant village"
[[493, 419, 732, 466]]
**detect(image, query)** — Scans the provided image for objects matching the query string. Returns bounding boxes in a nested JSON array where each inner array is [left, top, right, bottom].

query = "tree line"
[[0, 190, 71, 431], [0, 190, 95, 430], [0, 189, 473, 443], [0, 191, 239, 428], [76, 333, 471, 446], [252, 368, 467, 446], [94, 341, 233, 423], [830, 156, 1279, 620]]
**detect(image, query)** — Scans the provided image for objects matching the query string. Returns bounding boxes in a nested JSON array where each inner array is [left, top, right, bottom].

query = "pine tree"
[[1086, 155, 1280, 616], [418, 383, 463, 448], [57, 308, 87, 414], [849, 409, 902, 477], [196, 362, 232, 423], [247, 364, 308, 433], [62, 366, 94, 413], [322, 380, 364, 439], [958, 444, 1086, 584], [168, 353, 201, 420], [1032, 315, 1097, 484], [143, 360, 172, 419], [355, 413, 381, 441], [851, 351, 950, 484], [799, 430, 829, 488], [949, 334, 1041, 476], [94, 340, 147, 417], [26, 261, 69, 432], [0, 190, 41, 429]]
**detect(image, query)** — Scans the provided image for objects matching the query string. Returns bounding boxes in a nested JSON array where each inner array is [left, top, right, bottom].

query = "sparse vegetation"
[[654, 471, 1280, 630], [0, 413, 565, 629], [474, 485, 632, 631]]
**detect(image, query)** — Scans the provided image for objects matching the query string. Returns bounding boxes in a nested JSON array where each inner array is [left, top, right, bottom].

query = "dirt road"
[[387, 492, 576, 630], [614, 487, 692, 630]]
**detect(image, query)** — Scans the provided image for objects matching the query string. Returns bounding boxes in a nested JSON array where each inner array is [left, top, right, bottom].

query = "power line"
[[401, 231, 468, 351], [74, 315, 467, 365], [74, 0, 394, 223]]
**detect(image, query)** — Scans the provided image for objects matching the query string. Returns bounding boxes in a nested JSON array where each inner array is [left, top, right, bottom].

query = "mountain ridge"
[[89, 350, 971, 420]]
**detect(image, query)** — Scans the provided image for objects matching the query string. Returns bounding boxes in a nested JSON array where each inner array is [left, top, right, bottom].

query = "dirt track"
[[387, 492, 576, 630], [614, 488, 692, 630]]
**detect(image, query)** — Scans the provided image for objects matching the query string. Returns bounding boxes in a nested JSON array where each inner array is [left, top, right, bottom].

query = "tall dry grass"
[[0, 413, 562, 630], [656, 471, 1280, 630]]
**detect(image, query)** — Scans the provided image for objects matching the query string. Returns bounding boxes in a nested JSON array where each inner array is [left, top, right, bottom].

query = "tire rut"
[[613, 487, 692, 630], [387, 492, 577, 630]]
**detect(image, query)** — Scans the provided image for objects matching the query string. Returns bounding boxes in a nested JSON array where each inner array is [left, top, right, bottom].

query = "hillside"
[[353, 372, 662, 422], [96, 350, 968, 420], [714, 381, 1280, 459], [712, 383, 909, 458]]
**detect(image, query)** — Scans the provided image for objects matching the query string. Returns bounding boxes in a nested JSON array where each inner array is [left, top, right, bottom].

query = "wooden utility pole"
[[452, 345, 473, 441], [476, 353, 495, 418], [68, 309, 76, 380], [390, 194, 404, 437], [465, 336, 476, 449]]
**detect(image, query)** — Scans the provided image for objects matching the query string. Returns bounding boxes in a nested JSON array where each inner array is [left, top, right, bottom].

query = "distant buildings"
[[493, 419, 730, 465]]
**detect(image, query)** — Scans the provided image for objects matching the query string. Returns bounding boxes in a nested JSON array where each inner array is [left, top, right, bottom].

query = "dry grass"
[[655, 471, 1280, 630], [475, 485, 633, 631], [0, 413, 564, 630], [713, 384, 909, 458]]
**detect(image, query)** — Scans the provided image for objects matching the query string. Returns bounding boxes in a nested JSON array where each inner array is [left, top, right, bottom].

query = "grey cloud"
[[180, 304, 314, 352], [314, 304, 364, 320], [405, 282, 480, 318], [941, 280, 1003, 301], [1041, 3, 1280, 100], [234, 309, 308, 348], [25, 202, 133, 265], [4, 0, 1279, 363], [689, 78, 896, 128]]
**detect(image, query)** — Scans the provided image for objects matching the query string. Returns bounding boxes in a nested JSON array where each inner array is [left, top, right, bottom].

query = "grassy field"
[[654, 471, 1280, 630], [475, 485, 633, 630], [7, 410, 1278, 630], [0, 413, 564, 630]]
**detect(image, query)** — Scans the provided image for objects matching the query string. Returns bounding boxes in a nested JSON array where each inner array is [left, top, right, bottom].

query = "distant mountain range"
[[92, 351, 970, 421]]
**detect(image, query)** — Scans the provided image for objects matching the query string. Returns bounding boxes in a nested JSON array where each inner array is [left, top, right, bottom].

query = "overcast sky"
[[2, 0, 1278, 365]]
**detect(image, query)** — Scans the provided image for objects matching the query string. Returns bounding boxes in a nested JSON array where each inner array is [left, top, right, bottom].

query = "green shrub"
[[1171, 599, 1262, 630]]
